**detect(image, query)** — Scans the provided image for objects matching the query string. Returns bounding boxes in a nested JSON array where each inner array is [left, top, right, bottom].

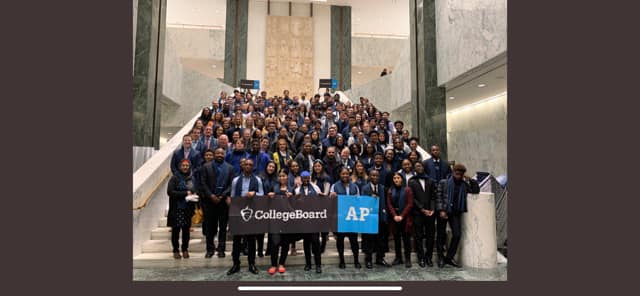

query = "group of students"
[[166, 89, 479, 276]]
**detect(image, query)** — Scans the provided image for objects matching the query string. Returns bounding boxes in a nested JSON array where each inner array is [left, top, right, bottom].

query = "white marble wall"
[[165, 27, 226, 60], [460, 192, 497, 268], [344, 41, 412, 119], [435, 0, 507, 86], [161, 28, 234, 128], [446, 93, 507, 177], [352, 37, 408, 68]]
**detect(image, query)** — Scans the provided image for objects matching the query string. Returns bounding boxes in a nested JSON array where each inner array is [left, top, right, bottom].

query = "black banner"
[[229, 195, 337, 235]]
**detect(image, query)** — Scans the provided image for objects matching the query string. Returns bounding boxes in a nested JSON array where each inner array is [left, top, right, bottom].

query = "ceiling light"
[[449, 96, 455, 100], [357, 71, 362, 74], [212, 65, 217, 68], [477, 83, 486, 88]]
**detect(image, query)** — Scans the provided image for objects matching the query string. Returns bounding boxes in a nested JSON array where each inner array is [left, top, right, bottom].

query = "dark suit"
[[199, 160, 234, 253], [361, 182, 388, 262], [197, 136, 218, 156], [170, 147, 203, 175], [408, 175, 438, 261], [422, 158, 452, 182]]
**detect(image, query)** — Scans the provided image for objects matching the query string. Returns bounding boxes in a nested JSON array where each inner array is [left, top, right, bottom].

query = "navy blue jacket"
[[170, 147, 204, 175], [361, 182, 387, 223], [422, 158, 452, 182]]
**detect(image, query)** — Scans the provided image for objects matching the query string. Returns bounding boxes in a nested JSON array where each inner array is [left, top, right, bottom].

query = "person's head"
[[191, 128, 201, 141], [369, 169, 380, 184], [242, 158, 254, 175], [336, 135, 345, 146], [369, 131, 379, 143], [409, 138, 419, 151], [214, 147, 225, 162], [340, 147, 350, 160], [182, 134, 192, 149], [349, 144, 361, 156], [311, 130, 320, 141], [260, 137, 269, 151], [265, 161, 276, 175], [414, 161, 425, 174], [340, 167, 351, 183], [290, 160, 300, 174], [278, 127, 288, 137], [289, 121, 298, 132], [402, 159, 413, 173], [408, 150, 420, 164], [302, 141, 312, 155], [402, 129, 410, 139], [250, 139, 260, 153], [218, 135, 229, 149], [283, 89, 290, 97], [202, 107, 211, 117], [222, 118, 231, 129], [204, 125, 213, 137], [354, 160, 366, 175], [313, 160, 325, 175], [384, 149, 395, 162], [392, 172, 403, 187], [278, 169, 289, 185], [215, 126, 224, 137], [430, 145, 441, 159], [365, 143, 375, 156], [242, 128, 252, 140], [326, 146, 337, 160], [179, 159, 190, 174], [203, 149, 215, 163], [374, 152, 384, 166], [195, 119, 204, 130], [301, 171, 311, 185], [232, 130, 241, 142], [267, 121, 276, 133], [328, 126, 337, 137], [214, 112, 223, 122], [393, 138, 404, 150], [452, 163, 467, 181], [277, 139, 288, 152], [394, 120, 404, 132], [378, 131, 386, 143]]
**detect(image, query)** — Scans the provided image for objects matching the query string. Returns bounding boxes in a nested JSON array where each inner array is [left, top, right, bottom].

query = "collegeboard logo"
[[240, 206, 328, 222]]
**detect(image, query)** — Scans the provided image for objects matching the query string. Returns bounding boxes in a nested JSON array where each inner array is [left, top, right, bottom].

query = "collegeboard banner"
[[229, 195, 381, 235]]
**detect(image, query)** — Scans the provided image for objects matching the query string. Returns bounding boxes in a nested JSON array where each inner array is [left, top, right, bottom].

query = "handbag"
[[191, 204, 204, 225]]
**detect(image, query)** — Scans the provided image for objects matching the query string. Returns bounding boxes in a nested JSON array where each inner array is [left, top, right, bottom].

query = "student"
[[408, 161, 438, 268], [265, 169, 293, 275], [166, 159, 199, 259], [294, 171, 323, 273], [227, 159, 264, 275], [361, 169, 391, 268], [330, 167, 362, 269], [387, 172, 414, 268], [435, 163, 480, 268]]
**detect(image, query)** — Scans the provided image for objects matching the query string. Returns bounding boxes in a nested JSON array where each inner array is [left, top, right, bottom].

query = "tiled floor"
[[133, 262, 507, 281]]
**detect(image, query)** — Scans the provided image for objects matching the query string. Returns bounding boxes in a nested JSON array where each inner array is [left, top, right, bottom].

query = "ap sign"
[[337, 195, 379, 233]]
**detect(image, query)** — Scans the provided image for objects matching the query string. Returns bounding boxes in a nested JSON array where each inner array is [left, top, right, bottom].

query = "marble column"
[[409, 0, 447, 158], [330, 5, 351, 91], [460, 192, 498, 268], [133, 0, 166, 148], [223, 0, 248, 87]]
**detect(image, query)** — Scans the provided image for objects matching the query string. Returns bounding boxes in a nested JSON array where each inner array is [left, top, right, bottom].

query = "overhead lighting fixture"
[[449, 96, 455, 100], [447, 91, 507, 115], [477, 83, 486, 88], [211, 64, 217, 68], [357, 71, 362, 74]]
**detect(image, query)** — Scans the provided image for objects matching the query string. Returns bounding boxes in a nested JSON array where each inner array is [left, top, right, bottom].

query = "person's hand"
[[210, 194, 219, 203], [439, 211, 448, 219], [394, 216, 402, 222], [426, 210, 434, 216], [268, 192, 275, 198], [187, 190, 193, 195], [247, 191, 256, 198], [285, 192, 293, 198], [330, 192, 338, 198]]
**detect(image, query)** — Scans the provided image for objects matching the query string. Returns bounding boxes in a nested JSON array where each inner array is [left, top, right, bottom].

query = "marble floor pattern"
[[133, 263, 507, 281]]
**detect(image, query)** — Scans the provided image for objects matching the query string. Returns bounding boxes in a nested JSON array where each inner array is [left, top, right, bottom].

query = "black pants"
[[320, 232, 329, 251], [214, 204, 229, 252], [391, 219, 411, 259], [202, 204, 218, 253], [232, 234, 256, 265], [268, 233, 290, 267], [362, 222, 388, 261], [256, 233, 265, 254], [171, 225, 190, 252], [437, 213, 462, 260], [413, 213, 438, 260], [302, 233, 321, 266], [335, 232, 359, 262]]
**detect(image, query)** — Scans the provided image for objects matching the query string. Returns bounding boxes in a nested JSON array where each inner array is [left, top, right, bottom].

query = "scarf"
[[446, 177, 467, 213], [234, 174, 260, 197]]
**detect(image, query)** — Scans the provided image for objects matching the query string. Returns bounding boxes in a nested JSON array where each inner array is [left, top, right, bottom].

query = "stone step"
[[134, 250, 428, 268]]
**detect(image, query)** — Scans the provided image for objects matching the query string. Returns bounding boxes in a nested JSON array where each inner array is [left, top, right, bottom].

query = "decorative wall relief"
[[265, 16, 314, 97]]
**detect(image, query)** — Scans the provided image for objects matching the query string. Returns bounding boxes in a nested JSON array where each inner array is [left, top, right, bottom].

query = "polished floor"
[[133, 262, 507, 281]]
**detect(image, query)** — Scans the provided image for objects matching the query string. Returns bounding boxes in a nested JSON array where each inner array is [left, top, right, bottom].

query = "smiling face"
[[266, 162, 276, 175], [393, 174, 403, 187], [180, 161, 190, 174], [340, 169, 350, 183], [278, 171, 288, 185]]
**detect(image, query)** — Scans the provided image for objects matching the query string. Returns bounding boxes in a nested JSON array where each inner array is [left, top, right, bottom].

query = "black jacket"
[[166, 173, 196, 227], [435, 178, 480, 213], [408, 175, 437, 215]]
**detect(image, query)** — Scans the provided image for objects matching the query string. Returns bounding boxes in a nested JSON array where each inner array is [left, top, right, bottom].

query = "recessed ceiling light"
[[477, 83, 486, 88], [449, 96, 455, 100], [357, 71, 362, 74], [212, 65, 217, 68]]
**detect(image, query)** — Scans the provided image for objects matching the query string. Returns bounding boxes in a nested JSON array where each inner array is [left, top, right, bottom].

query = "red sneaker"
[[268, 267, 276, 275], [278, 266, 286, 273]]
